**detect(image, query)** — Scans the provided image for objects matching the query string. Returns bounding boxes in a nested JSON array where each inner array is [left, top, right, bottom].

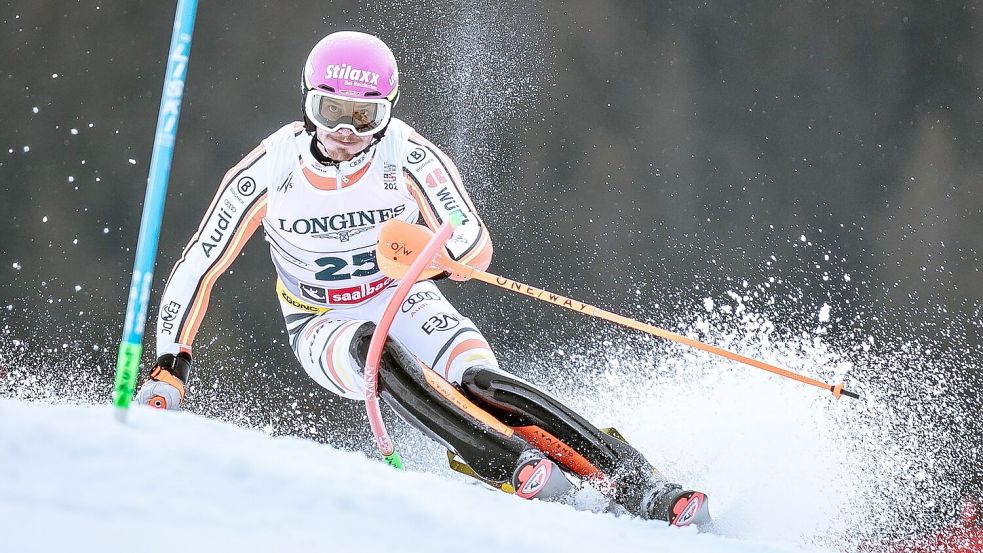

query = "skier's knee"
[[459, 366, 551, 424], [437, 337, 499, 385], [348, 322, 422, 386]]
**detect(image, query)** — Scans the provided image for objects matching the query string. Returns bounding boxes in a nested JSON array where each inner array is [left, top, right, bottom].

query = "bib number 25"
[[314, 251, 379, 281]]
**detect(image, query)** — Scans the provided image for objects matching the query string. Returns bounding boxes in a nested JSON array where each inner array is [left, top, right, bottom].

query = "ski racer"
[[135, 30, 711, 529]]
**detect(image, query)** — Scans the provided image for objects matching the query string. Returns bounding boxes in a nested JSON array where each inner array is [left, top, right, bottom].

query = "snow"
[[818, 303, 831, 323], [0, 398, 813, 553]]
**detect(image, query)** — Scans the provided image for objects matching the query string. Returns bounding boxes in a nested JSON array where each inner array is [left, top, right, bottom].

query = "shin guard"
[[460, 366, 665, 514], [350, 324, 528, 483]]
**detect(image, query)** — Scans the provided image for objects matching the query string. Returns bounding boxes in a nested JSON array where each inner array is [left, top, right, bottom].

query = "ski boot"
[[643, 482, 715, 532], [511, 450, 576, 502]]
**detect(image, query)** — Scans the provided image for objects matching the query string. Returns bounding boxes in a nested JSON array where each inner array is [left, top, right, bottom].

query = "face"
[[314, 127, 373, 161]]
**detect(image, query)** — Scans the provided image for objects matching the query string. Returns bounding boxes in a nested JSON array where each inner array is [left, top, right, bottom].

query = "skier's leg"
[[459, 366, 709, 525], [281, 284, 571, 497], [377, 282, 575, 498], [279, 295, 367, 401], [387, 281, 499, 385], [348, 323, 560, 488]]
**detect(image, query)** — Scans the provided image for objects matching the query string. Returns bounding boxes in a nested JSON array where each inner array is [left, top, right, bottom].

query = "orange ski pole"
[[377, 220, 860, 400]]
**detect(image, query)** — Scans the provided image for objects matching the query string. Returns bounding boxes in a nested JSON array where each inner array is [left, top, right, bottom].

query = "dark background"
[[1, 0, 981, 529]]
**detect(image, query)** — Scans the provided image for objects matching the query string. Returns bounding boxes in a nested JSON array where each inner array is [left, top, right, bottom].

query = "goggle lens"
[[305, 91, 391, 136]]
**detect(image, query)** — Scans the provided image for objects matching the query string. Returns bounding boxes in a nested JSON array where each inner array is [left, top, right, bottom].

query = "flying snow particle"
[[703, 297, 714, 312], [128, 158, 136, 165], [68, 176, 75, 183], [818, 303, 831, 323], [12, 262, 21, 270], [23, 146, 30, 153], [32, 107, 39, 114], [52, 73, 59, 78], [102, 227, 110, 234], [74, 285, 82, 292], [844, 274, 852, 282], [799, 235, 807, 242], [70, 128, 78, 135], [41, 216, 48, 223]]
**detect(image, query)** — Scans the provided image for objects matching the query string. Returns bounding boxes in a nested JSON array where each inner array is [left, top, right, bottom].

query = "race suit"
[[155, 118, 497, 400], [151, 119, 678, 509]]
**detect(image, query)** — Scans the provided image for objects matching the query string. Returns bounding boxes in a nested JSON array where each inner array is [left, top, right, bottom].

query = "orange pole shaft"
[[443, 259, 854, 399]]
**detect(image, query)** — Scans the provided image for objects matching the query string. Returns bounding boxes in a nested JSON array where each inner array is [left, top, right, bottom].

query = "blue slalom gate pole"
[[113, 0, 199, 419]]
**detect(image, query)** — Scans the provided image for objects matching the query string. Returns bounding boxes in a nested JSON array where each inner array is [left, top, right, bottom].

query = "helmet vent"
[[317, 85, 335, 92], [364, 91, 382, 97]]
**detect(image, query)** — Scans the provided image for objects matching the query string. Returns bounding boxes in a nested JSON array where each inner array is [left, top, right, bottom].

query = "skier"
[[136, 30, 711, 529]]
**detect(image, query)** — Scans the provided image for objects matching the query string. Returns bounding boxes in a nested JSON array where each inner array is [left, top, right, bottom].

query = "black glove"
[[135, 352, 192, 410]]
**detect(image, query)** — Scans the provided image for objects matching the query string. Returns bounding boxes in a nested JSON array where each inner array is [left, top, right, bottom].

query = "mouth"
[[326, 134, 360, 145]]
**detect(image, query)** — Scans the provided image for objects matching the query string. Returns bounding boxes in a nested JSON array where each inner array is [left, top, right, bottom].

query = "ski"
[[446, 450, 515, 494]]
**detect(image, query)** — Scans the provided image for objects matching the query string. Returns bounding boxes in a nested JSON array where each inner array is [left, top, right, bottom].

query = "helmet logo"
[[324, 63, 380, 87]]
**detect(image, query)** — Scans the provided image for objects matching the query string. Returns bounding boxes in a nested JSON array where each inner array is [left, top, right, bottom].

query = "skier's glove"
[[135, 352, 191, 410]]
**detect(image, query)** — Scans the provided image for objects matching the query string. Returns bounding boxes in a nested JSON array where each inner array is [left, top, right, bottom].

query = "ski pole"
[[364, 213, 463, 468], [112, 0, 199, 421], [376, 219, 860, 400]]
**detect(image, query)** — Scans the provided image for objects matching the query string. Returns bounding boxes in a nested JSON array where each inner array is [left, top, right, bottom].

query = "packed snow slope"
[[0, 398, 815, 553]]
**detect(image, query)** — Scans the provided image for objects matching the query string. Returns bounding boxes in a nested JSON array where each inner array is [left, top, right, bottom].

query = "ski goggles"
[[304, 90, 392, 136]]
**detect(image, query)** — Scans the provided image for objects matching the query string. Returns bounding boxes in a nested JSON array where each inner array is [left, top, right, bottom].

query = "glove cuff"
[[148, 367, 186, 402], [150, 352, 192, 402]]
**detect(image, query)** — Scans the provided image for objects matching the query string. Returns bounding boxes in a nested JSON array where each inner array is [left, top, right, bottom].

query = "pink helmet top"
[[303, 31, 399, 102]]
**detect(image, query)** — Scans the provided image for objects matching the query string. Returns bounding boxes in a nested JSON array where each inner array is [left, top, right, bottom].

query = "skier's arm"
[[155, 143, 271, 359], [402, 131, 493, 275]]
